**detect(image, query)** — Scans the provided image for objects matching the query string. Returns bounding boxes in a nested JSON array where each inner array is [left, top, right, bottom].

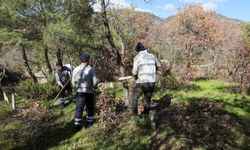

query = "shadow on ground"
[[2, 94, 250, 149], [12, 109, 78, 150], [151, 97, 250, 149]]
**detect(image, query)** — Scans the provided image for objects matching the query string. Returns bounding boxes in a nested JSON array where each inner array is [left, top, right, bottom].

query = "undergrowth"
[[16, 75, 58, 100], [0, 79, 250, 149]]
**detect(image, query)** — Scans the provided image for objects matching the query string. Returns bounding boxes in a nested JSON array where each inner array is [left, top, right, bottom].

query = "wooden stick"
[[12, 93, 15, 109], [3, 91, 9, 103], [48, 79, 70, 109]]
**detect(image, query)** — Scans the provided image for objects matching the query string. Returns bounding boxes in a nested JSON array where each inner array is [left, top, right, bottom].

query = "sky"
[[93, 0, 250, 22]]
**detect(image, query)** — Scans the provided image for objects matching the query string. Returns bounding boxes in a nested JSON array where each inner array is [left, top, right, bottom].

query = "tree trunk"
[[56, 47, 63, 65], [44, 46, 53, 73], [101, 0, 130, 105], [186, 52, 192, 69], [101, 0, 122, 66], [120, 39, 130, 105], [186, 44, 192, 69], [247, 84, 250, 95], [21, 45, 38, 84], [0, 61, 6, 99], [39, 0, 53, 74]]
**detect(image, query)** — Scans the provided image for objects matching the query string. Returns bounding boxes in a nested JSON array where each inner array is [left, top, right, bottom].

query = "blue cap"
[[80, 53, 90, 62], [135, 42, 146, 51]]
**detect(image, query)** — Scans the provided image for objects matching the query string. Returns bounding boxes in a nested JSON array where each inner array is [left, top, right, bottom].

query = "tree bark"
[[56, 47, 63, 65], [21, 45, 38, 84], [0, 63, 6, 99], [120, 39, 130, 105], [38, 0, 53, 74], [101, 0, 122, 66], [44, 46, 53, 73], [101, 0, 130, 105], [247, 84, 250, 95]]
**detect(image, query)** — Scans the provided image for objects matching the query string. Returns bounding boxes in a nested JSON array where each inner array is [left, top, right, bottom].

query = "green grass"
[[172, 80, 250, 119], [0, 79, 250, 149], [0, 101, 23, 149]]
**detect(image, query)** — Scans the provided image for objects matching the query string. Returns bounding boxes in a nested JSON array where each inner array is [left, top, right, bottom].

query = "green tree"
[[0, 0, 94, 75]]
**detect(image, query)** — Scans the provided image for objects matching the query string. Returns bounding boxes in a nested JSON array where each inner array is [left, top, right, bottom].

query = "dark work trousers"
[[74, 92, 94, 126], [131, 83, 155, 115], [59, 82, 72, 99]]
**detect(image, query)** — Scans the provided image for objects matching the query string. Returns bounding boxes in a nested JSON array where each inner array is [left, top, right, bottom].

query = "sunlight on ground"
[[0, 80, 250, 149]]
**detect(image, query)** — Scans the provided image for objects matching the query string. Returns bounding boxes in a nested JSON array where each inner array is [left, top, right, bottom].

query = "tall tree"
[[216, 20, 249, 92], [100, 0, 123, 67], [167, 5, 222, 71], [0, 27, 38, 84], [100, 0, 135, 105], [0, 1, 43, 83], [0, 59, 7, 94], [108, 8, 139, 105], [21, 44, 38, 84], [10, 0, 56, 73], [1, 0, 94, 73], [240, 23, 250, 93]]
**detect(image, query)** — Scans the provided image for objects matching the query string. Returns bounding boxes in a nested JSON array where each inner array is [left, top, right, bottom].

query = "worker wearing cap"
[[54, 62, 72, 106], [72, 53, 99, 131], [131, 42, 161, 116]]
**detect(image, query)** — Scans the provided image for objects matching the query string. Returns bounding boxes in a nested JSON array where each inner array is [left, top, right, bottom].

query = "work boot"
[[86, 116, 94, 128], [64, 95, 73, 106], [86, 120, 94, 128], [64, 99, 71, 105], [53, 98, 64, 107], [69, 94, 73, 102]]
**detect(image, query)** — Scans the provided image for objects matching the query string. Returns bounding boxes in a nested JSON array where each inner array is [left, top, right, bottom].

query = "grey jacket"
[[55, 66, 72, 87], [132, 50, 161, 83], [72, 64, 98, 93]]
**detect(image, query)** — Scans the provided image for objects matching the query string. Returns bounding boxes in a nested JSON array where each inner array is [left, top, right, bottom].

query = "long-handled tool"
[[48, 78, 71, 109]]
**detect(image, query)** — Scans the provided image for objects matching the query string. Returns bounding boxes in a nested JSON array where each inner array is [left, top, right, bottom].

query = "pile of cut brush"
[[95, 91, 128, 129]]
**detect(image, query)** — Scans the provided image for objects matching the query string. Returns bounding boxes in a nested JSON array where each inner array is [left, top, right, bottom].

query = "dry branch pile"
[[95, 92, 128, 129]]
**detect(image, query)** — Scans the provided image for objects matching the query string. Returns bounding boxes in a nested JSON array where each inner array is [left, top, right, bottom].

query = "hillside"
[[0, 2, 249, 150], [0, 80, 249, 149], [0, 12, 243, 82]]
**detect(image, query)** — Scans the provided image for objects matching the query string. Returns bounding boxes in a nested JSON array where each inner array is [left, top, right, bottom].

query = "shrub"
[[16, 75, 58, 100], [20, 100, 53, 146], [135, 115, 151, 129], [157, 73, 182, 92]]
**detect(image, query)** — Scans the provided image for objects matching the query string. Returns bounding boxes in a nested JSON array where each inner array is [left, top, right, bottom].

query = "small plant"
[[157, 73, 182, 92], [16, 75, 58, 100], [135, 116, 151, 129], [20, 100, 53, 147]]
